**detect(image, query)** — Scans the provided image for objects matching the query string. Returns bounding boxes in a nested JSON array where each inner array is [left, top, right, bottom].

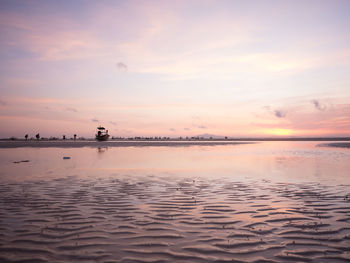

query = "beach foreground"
[[1, 176, 350, 262], [0, 142, 350, 262]]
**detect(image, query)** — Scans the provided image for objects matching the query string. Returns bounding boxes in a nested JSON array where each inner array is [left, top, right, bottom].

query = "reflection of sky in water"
[[0, 142, 350, 185]]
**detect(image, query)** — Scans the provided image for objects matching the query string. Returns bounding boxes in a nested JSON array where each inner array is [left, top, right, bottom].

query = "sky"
[[0, 0, 349, 138]]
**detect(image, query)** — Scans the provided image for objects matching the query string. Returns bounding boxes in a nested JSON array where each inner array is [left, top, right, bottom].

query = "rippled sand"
[[1, 175, 350, 263]]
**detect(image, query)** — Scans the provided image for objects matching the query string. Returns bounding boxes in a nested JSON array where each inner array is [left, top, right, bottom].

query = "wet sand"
[[318, 143, 350, 149], [0, 140, 252, 148], [1, 175, 350, 262], [1, 143, 350, 262]]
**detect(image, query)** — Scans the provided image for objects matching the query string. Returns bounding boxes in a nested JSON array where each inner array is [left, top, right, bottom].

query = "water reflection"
[[0, 141, 349, 184], [97, 147, 108, 154]]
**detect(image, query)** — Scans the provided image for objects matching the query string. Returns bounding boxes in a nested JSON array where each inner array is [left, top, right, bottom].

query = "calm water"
[[1, 141, 350, 184]]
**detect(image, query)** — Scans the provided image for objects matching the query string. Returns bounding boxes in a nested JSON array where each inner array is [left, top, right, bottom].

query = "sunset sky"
[[0, 0, 349, 138]]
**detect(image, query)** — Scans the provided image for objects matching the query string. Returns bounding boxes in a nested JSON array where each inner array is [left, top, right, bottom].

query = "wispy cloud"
[[169, 128, 176, 132], [274, 109, 287, 118], [311, 99, 326, 111], [110, 121, 117, 126], [263, 106, 287, 118], [116, 62, 128, 72], [65, 107, 78, 112], [0, 100, 7, 106], [91, 118, 99, 122], [198, 125, 207, 129]]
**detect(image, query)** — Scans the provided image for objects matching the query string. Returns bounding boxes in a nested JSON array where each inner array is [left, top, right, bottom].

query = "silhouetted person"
[[36, 133, 40, 140], [97, 130, 102, 136], [63, 135, 66, 140], [25, 134, 28, 141], [74, 134, 77, 140]]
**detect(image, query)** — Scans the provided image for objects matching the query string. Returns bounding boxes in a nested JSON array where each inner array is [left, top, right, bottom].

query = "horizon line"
[[1, 137, 350, 142]]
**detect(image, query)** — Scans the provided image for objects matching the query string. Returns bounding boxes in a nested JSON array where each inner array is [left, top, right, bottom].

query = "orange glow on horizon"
[[264, 128, 294, 136]]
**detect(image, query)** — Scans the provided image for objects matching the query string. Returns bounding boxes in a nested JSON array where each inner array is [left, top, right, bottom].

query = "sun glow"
[[266, 128, 294, 136]]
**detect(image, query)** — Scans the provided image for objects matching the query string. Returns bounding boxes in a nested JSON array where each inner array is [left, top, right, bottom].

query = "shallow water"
[[0, 141, 350, 262], [1, 141, 350, 184]]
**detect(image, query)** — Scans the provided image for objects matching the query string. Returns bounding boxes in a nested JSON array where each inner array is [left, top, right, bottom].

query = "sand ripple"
[[0, 177, 350, 262]]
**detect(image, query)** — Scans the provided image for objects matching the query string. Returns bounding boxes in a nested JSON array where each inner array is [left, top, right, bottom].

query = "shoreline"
[[0, 140, 255, 148], [317, 142, 350, 149], [1, 139, 350, 148]]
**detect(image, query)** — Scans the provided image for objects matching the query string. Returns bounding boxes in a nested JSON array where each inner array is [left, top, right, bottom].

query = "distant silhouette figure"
[[74, 134, 77, 140], [36, 133, 40, 140], [97, 130, 102, 136], [63, 135, 66, 140], [25, 134, 28, 140]]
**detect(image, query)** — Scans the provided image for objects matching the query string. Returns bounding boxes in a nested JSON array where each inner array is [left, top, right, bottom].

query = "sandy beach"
[[318, 143, 350, 149], [1, 175, 350, 262], [1, 142, 350, 262], [2, 139, 350, 149]]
